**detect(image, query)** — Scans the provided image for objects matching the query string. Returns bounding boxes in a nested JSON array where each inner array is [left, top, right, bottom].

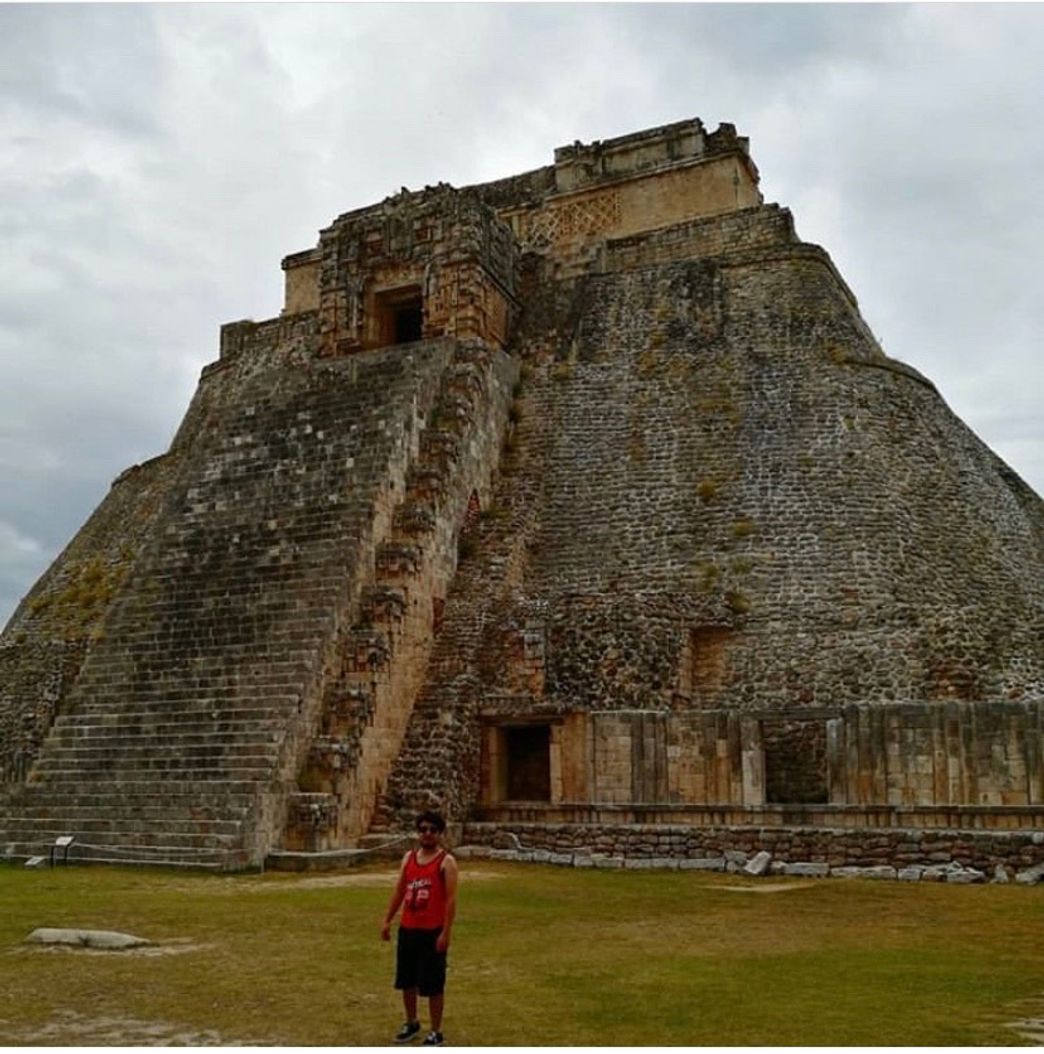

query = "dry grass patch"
[[1, 860, 1042, 1045]]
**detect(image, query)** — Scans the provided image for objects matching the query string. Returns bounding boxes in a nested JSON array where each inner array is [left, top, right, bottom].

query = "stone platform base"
[[460, 821, 1044, 878]]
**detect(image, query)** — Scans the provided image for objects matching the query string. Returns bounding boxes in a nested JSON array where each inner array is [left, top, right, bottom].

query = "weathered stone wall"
[[0, 454, 178, 784], [316, 185, 518, 357], [283, 341, 518, 850], [460, 820, 1044, 876], [382, 198, 1044, 827]]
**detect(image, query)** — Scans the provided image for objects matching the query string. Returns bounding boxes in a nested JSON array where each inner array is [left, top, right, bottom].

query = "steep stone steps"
[[5, 782, 259, 808], [47, 729, 281, 750], [27, 758, 274, 777], [32, 742, 280, 765], [276, 344, 516, 861], [0, 816, 242, 843]]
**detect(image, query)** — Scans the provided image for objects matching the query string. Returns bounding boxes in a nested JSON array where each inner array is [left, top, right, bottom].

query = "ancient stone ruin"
[[1, 118, 1042, 875]]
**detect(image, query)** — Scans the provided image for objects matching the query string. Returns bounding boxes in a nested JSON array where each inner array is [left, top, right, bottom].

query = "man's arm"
[[380, 852, 411, 941], [435, 854, 458, 953]]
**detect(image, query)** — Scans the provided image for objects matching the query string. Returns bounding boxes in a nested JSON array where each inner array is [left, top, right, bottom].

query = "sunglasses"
[[417, 824, 439, 834]]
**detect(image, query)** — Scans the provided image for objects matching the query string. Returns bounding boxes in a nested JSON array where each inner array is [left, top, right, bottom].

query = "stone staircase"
[[272, 343, 516, 865], [0, 344, 458, 869]]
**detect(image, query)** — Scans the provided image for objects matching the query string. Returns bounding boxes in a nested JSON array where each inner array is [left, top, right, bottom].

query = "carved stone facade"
[[1, 117, 1041, 871]]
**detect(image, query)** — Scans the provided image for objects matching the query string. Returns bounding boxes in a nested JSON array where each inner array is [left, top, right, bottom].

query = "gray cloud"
[[1, 3, 1041, 626]]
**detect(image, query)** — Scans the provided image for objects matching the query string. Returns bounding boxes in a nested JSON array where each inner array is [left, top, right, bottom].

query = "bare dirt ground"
[[0, 1008, 267, 1046]]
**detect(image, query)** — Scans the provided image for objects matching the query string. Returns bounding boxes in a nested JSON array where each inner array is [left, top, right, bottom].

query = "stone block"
[[27, 928, 151, 950], [782, 862, 830, 878], [743, 850, 772, 877], [830, 865, 896, 881], [1015, 863, 1044, 886], [945, 868, 985, 884], [679, 857, 725, 872], [593, 856, 625, 870], [897, 867, 923, 882]]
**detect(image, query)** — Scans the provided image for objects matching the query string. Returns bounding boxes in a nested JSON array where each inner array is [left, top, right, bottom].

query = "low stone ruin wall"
[[459, 821, 1044, 884]]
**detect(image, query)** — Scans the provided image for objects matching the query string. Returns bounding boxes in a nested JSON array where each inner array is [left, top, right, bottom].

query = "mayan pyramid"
[[2, 118, 1041, 873]]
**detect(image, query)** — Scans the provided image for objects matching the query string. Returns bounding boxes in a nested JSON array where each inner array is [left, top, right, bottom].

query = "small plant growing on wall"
[[725, 590, 751, 615], [696, 478, 720, 503], [731, 516, 755, 539]]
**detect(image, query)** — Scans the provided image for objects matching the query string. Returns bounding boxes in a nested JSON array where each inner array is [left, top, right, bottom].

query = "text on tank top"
[[401, 849, 447, 930]]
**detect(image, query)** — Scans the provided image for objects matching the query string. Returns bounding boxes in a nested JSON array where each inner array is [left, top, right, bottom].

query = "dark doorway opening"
[[504, 724, 551, 801], [763, 720, 828, 804], [375, 286, 424, 347], [394, 303, 423, 344]]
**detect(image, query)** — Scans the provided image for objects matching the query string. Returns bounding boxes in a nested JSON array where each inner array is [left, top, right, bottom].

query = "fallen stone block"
[[1015, 863, 1044, 886], [946, 867, 985, 884], [27, 928, 151, 950], [897, 867, 923, 882], [742, 851, 772, 877], [991, 865, 1010, 885]]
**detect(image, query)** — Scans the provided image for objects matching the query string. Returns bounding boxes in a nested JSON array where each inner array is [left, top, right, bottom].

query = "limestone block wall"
[[475, 701, 1042, 820], [460, 821, 1044, 874], [0, 454, 179, 785], [380, 199, 1043, 829]]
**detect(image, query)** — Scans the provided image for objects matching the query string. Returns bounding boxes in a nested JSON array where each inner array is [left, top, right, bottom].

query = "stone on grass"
[[991, 865, 1010, 884], [27, 928, 151, 950], [1015, 863, 1044, 886], [743, 851, 772, 877], [945, 867, 985, 884], [897, 866, 923, 882]]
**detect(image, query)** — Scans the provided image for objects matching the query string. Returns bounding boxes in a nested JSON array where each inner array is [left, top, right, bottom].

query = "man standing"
[[381, 811, 458, 1047]]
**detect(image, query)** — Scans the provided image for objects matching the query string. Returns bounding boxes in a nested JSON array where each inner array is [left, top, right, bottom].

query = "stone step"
[[0, 800, 248, 823], [69, 690, 307, 713], [0, 838, 233, 868], [27, 764, 273, 782], [0, 816, 242, 841], [9, 785, 258, 809], [34, 739, 279, 760], [48, 728, 282, 748]]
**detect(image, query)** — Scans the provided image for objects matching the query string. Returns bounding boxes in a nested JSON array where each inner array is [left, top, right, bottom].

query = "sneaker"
[[393, 1021, 421, 1044], [421, 1031, 445, 1046]]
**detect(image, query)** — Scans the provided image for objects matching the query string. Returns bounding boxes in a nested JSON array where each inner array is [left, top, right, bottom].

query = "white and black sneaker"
[[394, 1021, 421, 1044], [421, 1031, 445, 1046]]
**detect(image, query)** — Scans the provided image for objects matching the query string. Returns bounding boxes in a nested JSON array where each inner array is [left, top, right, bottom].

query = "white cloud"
[[0, 3, 1041, 626]]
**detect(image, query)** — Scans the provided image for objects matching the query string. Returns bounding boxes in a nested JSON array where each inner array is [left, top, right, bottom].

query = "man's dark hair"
[[416, 810, 446, 832]]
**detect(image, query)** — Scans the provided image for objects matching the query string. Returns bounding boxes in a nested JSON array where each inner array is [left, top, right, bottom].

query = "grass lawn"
[[0, 859, 1042, 1045]]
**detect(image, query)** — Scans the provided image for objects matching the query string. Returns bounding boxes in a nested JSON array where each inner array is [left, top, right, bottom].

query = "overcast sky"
[[1, 2, 1042, 628]]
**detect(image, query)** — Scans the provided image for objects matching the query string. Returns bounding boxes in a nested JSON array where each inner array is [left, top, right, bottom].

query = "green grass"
[[1, 861, 1042, 1045]]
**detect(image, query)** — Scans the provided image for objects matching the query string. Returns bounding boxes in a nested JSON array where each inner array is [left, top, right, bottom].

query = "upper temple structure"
[[2, 118, 1042, 874]]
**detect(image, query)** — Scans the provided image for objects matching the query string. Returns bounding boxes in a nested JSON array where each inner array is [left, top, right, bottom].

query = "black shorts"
[[394, 926, 447, 997]]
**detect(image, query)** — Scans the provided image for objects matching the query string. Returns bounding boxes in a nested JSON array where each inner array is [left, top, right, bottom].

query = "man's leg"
[[428, 994, 443, 1032], [402, 987, 419, 1024]]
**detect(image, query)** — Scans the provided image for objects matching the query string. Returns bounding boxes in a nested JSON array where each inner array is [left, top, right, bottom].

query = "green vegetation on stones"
[[731, 517, 755, 539]]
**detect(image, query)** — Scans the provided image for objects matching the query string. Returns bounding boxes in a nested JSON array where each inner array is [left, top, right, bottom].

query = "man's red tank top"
[[401, 849, 447, 930]]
